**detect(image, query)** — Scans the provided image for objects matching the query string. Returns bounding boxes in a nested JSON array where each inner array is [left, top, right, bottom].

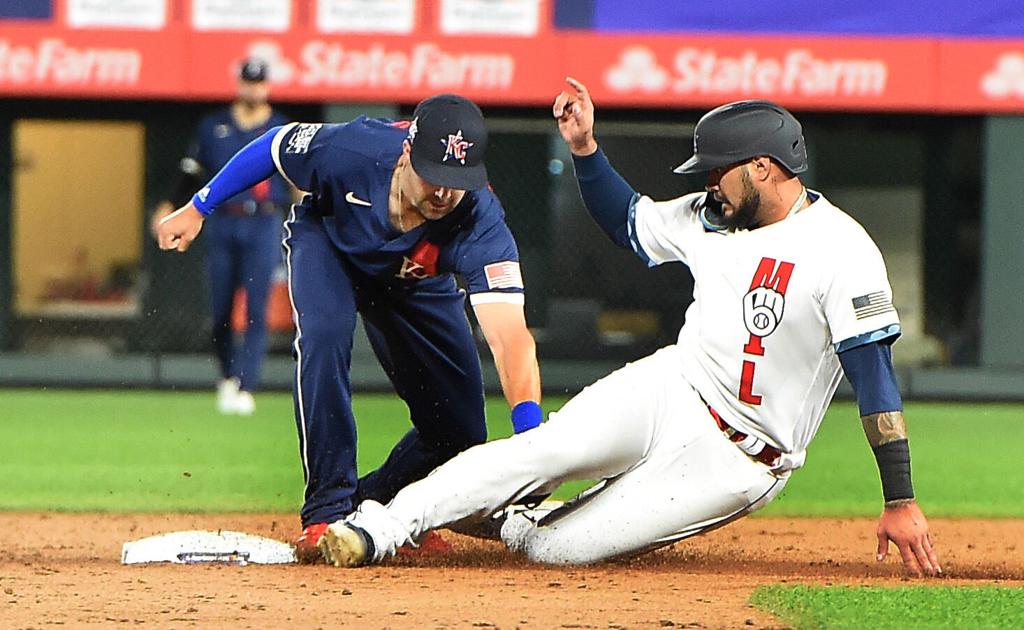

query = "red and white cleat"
[[294, 522, 329, 564]]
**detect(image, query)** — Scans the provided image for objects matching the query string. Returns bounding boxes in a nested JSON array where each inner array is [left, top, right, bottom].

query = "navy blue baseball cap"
[[407, 94, 489, 190], [238, 57, 269, 82]]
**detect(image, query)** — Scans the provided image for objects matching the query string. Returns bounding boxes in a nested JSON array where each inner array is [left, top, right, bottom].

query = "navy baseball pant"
[[205, 211, 281, 392], [284, 208, 487, 527]]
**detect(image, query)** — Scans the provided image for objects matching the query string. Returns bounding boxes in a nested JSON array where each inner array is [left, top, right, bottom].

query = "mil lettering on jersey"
[[739, 257, 795, 405], [395, 240, 440, 280], [441, 130, 473, 164]]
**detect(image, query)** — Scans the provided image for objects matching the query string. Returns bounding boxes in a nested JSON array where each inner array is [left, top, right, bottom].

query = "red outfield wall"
[[1, 1, 1023, 112]]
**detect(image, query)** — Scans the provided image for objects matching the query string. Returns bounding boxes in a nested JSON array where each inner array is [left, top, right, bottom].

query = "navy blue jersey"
[[271, 117, 524, 301], [189, 108, 293, 207]]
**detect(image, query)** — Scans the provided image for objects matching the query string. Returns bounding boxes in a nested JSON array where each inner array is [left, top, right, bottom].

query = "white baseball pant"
[[349, 345, 788, 564]]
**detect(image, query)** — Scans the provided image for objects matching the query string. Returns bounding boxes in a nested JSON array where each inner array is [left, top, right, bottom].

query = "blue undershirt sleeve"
[[571, 148, 637, 249], [838, 340, 903, 416], [191, 126, 282, 216]]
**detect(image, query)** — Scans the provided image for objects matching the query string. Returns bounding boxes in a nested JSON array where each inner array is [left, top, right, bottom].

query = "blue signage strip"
[[556, 0, 1024, 38], [0, 0, 53, 20]]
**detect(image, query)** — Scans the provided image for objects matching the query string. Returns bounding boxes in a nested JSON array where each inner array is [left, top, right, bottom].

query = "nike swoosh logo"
[[345, 191, 372, 207]]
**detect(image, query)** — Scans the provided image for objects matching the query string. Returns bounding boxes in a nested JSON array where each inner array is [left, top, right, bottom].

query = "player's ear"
[[751, 156, 772, 181], [402, 139, 412, 156]]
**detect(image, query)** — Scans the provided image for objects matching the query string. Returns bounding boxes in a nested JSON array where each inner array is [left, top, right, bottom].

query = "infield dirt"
[[1, 514, 1021, 628]]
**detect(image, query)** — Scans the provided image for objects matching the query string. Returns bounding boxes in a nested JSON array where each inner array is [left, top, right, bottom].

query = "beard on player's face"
[[716, 165, 762, 230]]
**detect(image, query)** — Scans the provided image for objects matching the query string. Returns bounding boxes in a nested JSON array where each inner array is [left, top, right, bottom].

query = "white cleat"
[[233, 391, 255, 416], [319, 522, 371, 567], [216, 378, 240, 414]]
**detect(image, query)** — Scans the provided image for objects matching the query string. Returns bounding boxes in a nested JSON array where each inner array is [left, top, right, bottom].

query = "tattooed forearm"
[[861, 411, 908, 447]]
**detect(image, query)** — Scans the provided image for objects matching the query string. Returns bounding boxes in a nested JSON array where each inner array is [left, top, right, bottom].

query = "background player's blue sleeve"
[[191, 127, 281, 215], [838, 340, 903, 416], [572, 148, 637, 249]]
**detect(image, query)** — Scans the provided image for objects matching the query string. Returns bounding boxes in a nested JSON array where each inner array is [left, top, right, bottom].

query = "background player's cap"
[[238, 57, 269, 82], [674, 100, 808, 175], [407, 94, 489, 190]]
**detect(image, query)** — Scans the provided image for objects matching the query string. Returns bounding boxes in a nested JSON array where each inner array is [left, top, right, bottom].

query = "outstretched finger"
[[897, 542, 923, 577], [552, 91, 572, 118], [923, 534, 943, 575], [565, 76, 589, 97], [876, 530, 888, 562], [911, 540, 937, 576]]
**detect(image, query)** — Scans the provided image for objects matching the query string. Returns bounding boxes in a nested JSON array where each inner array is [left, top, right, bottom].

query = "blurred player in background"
[[156, 94, 544, 562], [152, 58, 292, 415]]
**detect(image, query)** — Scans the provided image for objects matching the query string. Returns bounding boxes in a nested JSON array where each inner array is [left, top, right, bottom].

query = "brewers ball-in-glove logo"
[[742, 258, 795, 340], [743, 285, 785, 337]]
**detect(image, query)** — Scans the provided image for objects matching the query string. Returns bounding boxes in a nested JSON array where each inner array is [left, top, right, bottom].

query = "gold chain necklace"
[[391, 167, 406, 232]]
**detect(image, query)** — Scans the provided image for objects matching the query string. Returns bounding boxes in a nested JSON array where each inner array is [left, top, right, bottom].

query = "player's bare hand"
[[876, 500, 942, 577], [553, 77, 598, 156], [149, 201, 175, 239], [157, 202, 205, 252]]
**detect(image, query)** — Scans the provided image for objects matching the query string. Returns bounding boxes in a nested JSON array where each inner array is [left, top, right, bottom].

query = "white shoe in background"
[[216, 378, 240, 414], [234, 391, 255, 416]]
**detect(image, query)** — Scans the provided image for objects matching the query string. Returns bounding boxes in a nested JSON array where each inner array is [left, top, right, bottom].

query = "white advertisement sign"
[[67, 0, 167, 29], [317, 0, 416, 34], [440, 0, 540, 36], [192, 0, 291, 32]]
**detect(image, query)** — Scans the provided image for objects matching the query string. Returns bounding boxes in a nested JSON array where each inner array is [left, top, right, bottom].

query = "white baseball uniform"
[[348, 189, 902, 564]]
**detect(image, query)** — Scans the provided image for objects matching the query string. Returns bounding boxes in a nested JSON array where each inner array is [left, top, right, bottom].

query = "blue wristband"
[[511, 401, 543, 434]]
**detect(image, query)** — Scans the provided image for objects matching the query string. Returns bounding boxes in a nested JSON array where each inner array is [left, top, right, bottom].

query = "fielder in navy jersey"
[[157, 94, 544, 561], [153, 58, 292, 416]]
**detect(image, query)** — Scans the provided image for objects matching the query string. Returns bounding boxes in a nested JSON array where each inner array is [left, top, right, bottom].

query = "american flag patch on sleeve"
[[852, 292, 895, 320], [484, 261, 523, 290]]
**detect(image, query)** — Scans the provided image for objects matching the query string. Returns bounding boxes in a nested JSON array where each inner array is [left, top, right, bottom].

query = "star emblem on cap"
[[440, 130, 473, 165]]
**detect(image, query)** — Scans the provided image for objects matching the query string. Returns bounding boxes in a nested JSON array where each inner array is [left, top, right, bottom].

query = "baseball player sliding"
[[318, 78, 941, 577]]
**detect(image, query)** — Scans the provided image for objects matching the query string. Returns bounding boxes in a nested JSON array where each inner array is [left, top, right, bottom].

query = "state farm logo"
[[241, 39, 514, 90], [980, 52, 1024, 99], [606, 47, 668, 92], [603, 46, 887, 97], [0, 38, 140, 85]]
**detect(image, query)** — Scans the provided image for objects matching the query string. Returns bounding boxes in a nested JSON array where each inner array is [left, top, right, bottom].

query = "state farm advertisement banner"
[[2, 20, 1024, 113], [181, 33, 559, 103], [937, 40, 1024, 112], [0, 26, 185, 98], [564, 33, 937, 111]]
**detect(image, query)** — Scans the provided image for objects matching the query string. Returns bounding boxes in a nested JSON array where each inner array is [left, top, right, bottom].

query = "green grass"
[[0, 389, 558, 512], [760, 402, 1024, 518], [0, 389, 1021, 516], [750, 585, 1024, 629]]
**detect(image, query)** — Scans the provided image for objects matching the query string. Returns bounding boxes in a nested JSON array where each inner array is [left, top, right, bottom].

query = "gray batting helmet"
[[674, 100, 807, 175]]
